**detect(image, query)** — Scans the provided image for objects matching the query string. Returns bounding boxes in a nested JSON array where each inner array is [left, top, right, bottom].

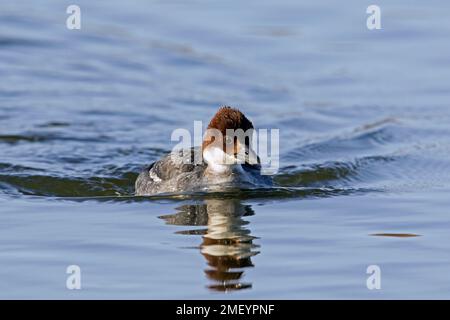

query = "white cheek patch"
[[203, 147, 235, 165], [203, 147, 238, 173]]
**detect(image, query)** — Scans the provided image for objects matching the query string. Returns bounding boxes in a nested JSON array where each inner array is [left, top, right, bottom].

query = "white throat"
[[203, 147, 241, 174]]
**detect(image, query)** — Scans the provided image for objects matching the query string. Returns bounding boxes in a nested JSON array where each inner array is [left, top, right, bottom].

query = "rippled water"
[[1, 0, 450, 299]]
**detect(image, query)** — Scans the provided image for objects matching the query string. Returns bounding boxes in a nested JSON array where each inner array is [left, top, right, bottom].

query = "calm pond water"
[[1, 0, 450, 299]]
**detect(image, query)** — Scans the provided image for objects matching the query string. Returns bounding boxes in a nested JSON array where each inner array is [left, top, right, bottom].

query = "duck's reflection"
[[159, 199, 259, 292]]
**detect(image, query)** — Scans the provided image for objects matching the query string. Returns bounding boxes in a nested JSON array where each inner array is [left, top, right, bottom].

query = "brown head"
[[202, 106, 259, 171]]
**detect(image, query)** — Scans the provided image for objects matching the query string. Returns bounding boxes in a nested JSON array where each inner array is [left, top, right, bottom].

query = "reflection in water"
[[159, 199, 259, 292]]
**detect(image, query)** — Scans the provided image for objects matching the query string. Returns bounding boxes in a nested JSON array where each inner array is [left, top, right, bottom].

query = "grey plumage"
[[135, 147, 272, 196]]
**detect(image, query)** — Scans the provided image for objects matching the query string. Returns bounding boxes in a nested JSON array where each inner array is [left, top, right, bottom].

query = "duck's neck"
[[203, 147, 241, 176]]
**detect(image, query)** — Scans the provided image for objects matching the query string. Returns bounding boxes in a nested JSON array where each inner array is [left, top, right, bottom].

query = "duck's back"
[[135, 147, 207, 196]]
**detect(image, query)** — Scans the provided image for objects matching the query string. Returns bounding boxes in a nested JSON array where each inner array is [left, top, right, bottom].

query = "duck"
[[135, 106, 272, 195]]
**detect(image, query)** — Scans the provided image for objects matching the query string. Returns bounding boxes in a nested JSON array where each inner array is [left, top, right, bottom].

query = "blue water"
[[1, 0, 450, 299]]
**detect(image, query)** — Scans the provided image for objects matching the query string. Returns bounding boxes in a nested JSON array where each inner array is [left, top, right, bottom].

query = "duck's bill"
[[204, 145, 259, 166]]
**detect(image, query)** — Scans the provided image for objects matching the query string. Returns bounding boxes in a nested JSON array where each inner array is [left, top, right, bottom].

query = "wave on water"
[[1, 111, 450, 201]]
